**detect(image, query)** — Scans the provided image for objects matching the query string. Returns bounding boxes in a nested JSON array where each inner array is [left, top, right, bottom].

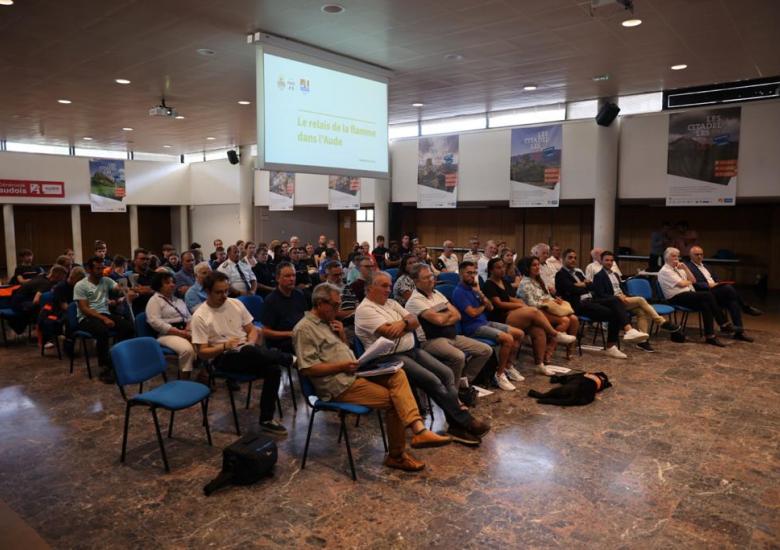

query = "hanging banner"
[[0, 179, 64, 198], [269, 171, 295, 211], [89, 159, 126, 212], [417, 135, 458, 208], [328, 176, 361, 210], [666, 107, 740, 206], [509, 124, 562, 208]]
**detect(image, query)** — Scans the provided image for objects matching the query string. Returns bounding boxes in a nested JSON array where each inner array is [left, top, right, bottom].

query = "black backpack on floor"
[[203, 434, 277, 496]]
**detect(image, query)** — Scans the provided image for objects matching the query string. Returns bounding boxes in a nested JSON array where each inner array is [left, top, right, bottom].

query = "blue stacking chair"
[[651, 278, 702, 336], [436, 272, 459, 286], [299, 374, 386, 481], [437, 284, 456, 302], [37, 291, 62, 359], [65, 301, 100, 378], [237, 295, 265, 328], [626, 278, 675, 337], [576, 315, 606, 355], [111, 337, 212, 472], [133, 313, 179, 360], [385, 268, 399, 283]]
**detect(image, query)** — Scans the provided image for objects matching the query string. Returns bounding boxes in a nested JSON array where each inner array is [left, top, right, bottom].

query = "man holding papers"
[[355, 272, 491, 446], [293, 283, 451, 472]]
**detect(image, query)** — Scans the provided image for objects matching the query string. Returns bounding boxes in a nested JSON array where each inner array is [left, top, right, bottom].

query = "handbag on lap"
[[540, 299, 574, 317]]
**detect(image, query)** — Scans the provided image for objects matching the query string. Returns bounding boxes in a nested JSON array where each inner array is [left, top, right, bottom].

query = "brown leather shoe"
[[466, 418, 491, 438], [384, 452, 425, 472], [410, 429, 452, 448]]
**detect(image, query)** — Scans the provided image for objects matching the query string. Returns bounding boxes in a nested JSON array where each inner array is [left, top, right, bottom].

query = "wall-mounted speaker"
[[595, 102, 620, 126], [227, 149, 239, 164]]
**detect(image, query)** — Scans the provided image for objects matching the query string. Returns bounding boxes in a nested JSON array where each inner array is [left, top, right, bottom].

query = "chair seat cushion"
[[0, 308, 21, 318], [72, 330, 95, 339], [473, 338, 498, 347], [160, 346, 177, 356], [652, 304, 675, 315], [578, 315, 593, 322], [314, 400, 371, 415], [131, 380, 210, 410], [674, 305, 694, 312]]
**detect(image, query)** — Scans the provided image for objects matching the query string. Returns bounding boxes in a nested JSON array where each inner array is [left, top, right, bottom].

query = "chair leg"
[[355, 415, 361, 428], [1, 318, 7, 346], [287, 366, 298, 412], [227, 383, 241, 436], [276, 393, 283, 419], [201, 399, 212, 446], [83, 339, 92, 379], [340, 413, 357, 481], [427, 395, 435, 429], [55, 336, 62, 360], [150, 408, 170, 473], [167, 410, 175, 438], [245, 381, 253, 409], [69, 339, 75, 373], [377, 410, 388, 453], [338, 419, 345, 444], [301, 409, 317, 470], [120, 402, 132, 463]]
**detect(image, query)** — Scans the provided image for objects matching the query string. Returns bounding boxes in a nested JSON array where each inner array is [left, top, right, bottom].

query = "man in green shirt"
[[293, 283, 451, 472]]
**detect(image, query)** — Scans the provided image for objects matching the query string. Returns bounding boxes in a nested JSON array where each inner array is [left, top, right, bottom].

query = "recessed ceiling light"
[[237, 100, 251, 105], [592, 73, 610, 82], [0, 1, 14, 6], [444, 53, 464, 62], [523, 85, 538, 91], [175, 115, 185, 120], [122, 127, 133, 131], [57, 99, 72, 104], [196, 48, 216, 56], [114, 78, 131, 85], [162, 145, 172, 148], [621, 18, 642, 27], [671, 64, 688, 71], [321, 4, 345, 14], [82, 137, 93, 141], [206, 136, 216, 140], [412, 102, 424, 107]]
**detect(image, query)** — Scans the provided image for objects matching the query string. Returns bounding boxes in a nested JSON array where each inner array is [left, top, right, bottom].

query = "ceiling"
[[0, 0, 778, 154]]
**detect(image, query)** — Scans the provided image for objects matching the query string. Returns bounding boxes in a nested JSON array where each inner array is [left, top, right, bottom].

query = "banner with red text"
[[0, 179, 64, 198]]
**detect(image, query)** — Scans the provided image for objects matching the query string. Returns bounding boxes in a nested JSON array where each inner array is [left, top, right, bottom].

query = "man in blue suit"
[[685, 246, 758, 342]]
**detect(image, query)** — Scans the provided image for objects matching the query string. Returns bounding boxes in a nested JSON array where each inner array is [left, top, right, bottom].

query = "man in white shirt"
[[217, 245, 256, 296], [462, 236, 483, 264], [405, 264, 492, 387], [436, 240, 460, 273], [355, 271, 490, 446], [530, 243, 557, 295], [476, 240, 498, 282], [191, 271, 289, 434], [658, 247, 730, 347], [545, 243, 563, 273]]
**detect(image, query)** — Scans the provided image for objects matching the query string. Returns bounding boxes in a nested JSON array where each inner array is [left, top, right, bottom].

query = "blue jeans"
[[391, 348, 473, 429]]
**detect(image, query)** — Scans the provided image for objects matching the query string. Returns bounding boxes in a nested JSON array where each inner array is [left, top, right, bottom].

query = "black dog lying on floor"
[[528, 372, 612, 406]]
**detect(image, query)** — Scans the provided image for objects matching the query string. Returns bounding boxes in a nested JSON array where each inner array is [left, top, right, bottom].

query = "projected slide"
[[262, 52, 388, 175]]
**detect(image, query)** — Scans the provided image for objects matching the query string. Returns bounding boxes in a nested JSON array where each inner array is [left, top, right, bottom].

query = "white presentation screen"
[[258, 50, 389, 178]]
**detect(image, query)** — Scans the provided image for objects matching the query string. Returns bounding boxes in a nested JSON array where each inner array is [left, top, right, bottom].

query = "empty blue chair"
[[237, 295, 264, 328], [299, 373, 386, 481], [133, 312, 178, 359], [437, 284, 456, 302], [111, 337, 212, 472], [436, 272, 459, 286], [385, 268, 399, 283]]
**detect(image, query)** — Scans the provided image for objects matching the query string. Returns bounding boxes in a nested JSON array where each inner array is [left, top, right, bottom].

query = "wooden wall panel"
[[137, 206, 172, 256], [0, 209, 6, 277], [80, 207, 131, 260], [13, 205, 72, 266], [338, 210, 357, 259]]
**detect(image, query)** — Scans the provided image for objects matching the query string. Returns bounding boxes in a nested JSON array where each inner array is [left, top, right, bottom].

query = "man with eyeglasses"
[[348, 255, 374, 303], [324, 261, 357, 341]]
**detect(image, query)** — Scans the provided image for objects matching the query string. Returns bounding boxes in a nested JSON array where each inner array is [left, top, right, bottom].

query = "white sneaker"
[[536, 364, 572, 376], [554, 332, 577, 345], [623, 328, 649, 344], [604, 345, 628, 359], [505, 365, 525, 382], [44, 342, 55, 349], [494, 372, 516, 391]]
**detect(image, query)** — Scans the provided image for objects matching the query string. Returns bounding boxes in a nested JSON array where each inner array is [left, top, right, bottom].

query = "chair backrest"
[[437, 284, 456, 302], [39, 291, 55, 308], [66, 302, 80, 332], [133, 312, 159, 338], [385, 268, 399, 283], [436, 272, 459, 286], [237, 295, 264, 322], [111, 337, 167, 386], [625, 278, 652, 300], [651, 278, 667, 302], [353, 335, 366, 356]]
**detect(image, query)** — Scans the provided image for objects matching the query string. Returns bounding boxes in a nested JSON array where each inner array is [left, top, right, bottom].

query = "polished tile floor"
[[0, 300, 778, 549]]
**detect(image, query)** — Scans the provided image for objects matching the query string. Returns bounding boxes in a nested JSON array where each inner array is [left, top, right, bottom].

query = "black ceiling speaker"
[[595, 102, 620, 126], [227, 149, 239, 164]]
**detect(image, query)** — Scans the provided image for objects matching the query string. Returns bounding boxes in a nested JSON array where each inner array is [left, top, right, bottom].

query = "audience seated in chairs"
[[293, 283, 451, 472], [477, 240, 498, 282], [657, 247, 734, 347], [371, 235, 387, 270], [355, 271, 490, 446], [261, 262, 308, 355], [129, 248, 154, 316], [9, 265, 68, 335], [185, 262, 211, 313], [435, 240, 460, 274], [500, 248, 521, 291], [74, 257, 135, 383], [174, 251, 196, 297], [323, 261, 357, 342], [53, 267, 86, 313], [384, 240, 402, 268], [484, 258, 577, 375], [93, 240, 111, 268], [145, 271, 199, 379], [462, 236, 483, 264], [252, 247, 277, 297], [54, 253, 73, 274], [585, 247, 623, 282], [163, 252, 180, 273], [591, 251, 679, 352], [451, 261, 523, 391], [392, 254, 418, 306], [546, 243, 564, 274], [218, 245, 257, 297], [404, 264, 493, 390], [555, 249, 648, 359], [210, 247, 226, 271], [516, 256, 579, 360], [685, 246, 758, 342], [10, 248, 44, 285], [190, 271, 289, 435], [530, 243, 558, 295], [106, 256, 128, 282], [347, 255, 373, 303]]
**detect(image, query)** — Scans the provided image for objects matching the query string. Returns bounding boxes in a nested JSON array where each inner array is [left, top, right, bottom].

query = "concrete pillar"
[[3, 204, 16, 279], [129, 205, 139, 254], [373, 178, 390, 243], [592, 120, 619, 250], [179, 205, 189, 251], [238, 145, 254, 242], [70, 205, 83, 265]]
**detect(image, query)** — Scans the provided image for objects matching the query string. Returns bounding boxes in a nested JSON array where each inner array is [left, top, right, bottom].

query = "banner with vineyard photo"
[[89, 159, 126, 212], [509, 124, 562, 208]]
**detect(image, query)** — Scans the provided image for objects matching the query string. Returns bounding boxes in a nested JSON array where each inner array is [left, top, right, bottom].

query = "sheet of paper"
[[356, 361, 403, 377], [357, 336, 396, 366]]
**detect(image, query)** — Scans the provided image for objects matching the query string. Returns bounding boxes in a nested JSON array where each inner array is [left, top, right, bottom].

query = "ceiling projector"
[[149, 98, 178, 118]]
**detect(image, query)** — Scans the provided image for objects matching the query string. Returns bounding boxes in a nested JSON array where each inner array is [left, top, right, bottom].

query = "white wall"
[[254, 170, 383, 207], [619, 99, 780, 199], [125, 160, 189, 205], [190, 204, 241, 251], [389, 119, 600, 203], [190, 159, 240, 204]]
